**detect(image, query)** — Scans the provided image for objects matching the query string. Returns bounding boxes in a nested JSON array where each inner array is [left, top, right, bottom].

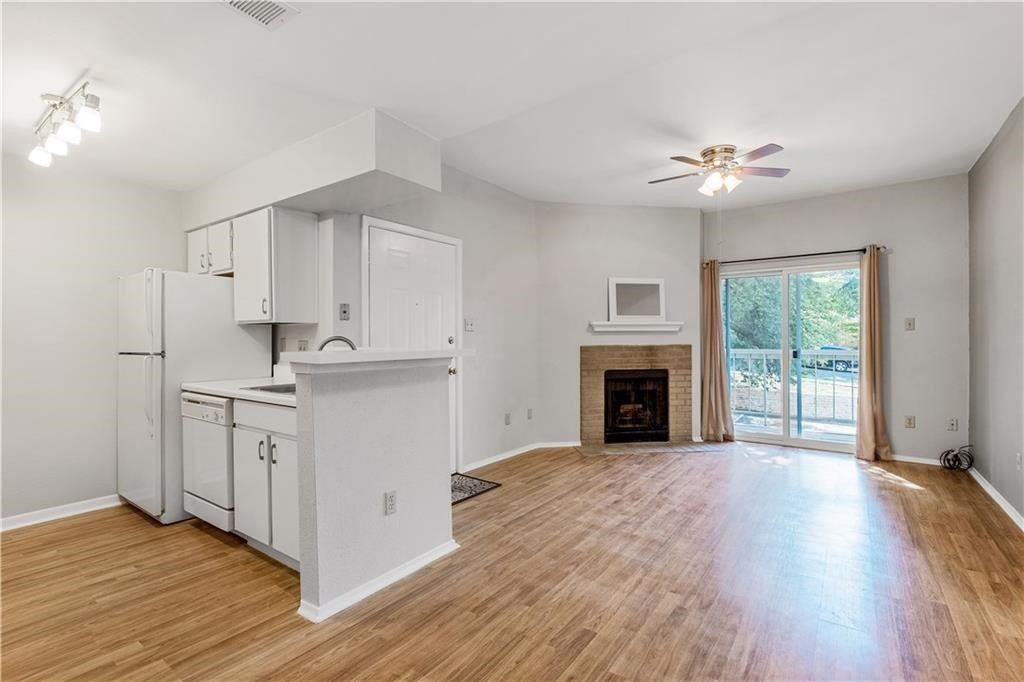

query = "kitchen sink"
[[245, 383, 296, 394]]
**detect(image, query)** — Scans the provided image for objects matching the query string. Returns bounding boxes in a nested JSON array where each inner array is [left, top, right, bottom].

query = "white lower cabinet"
[[232, 428, 271, 545], [232, 420, 299, 562], [270, 437, 300, 560]]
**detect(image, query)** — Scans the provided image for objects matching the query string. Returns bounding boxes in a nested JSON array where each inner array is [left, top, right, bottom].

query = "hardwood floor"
[[3, 442, 1023, 680]]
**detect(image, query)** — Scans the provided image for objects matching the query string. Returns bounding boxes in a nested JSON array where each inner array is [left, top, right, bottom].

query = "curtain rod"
[[718, 246, 884, 266]]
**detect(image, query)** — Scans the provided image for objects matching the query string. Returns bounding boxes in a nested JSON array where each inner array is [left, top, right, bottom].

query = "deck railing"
[[727, 348, 859, 427]]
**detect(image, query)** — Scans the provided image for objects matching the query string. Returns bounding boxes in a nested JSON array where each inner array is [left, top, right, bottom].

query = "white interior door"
[[367, 222, 460, 472], [117, 354, 164, 516], [368, 228, 456, 349]]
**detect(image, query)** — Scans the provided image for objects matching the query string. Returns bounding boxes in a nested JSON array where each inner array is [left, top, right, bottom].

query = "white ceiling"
[[3, 2, 1021, 209]]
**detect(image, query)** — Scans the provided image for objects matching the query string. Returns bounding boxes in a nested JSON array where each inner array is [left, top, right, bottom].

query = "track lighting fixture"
[[28, 142, 52, 168], [27, 81, 102, 167], [75, 93, 102, 132], [56, 118, 82, 145], [44, 131, 68, 156]]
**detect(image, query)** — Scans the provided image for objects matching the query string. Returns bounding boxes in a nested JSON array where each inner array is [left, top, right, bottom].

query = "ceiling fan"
[[648, 143, 790, 196]]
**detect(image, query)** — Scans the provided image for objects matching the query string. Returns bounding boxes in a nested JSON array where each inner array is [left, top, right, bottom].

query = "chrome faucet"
[[317, 335, 357, 351]]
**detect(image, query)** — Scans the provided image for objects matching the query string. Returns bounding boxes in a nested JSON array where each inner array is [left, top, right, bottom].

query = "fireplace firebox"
[[603, 369, 670, 443]]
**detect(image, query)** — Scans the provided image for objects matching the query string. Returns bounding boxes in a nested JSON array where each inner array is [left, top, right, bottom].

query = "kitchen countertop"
[[181, 376, 296, 407], [281, 349, 471, 374]]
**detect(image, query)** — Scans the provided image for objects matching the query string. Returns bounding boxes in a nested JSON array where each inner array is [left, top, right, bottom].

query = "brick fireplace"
[[580, 345, 693, 446]]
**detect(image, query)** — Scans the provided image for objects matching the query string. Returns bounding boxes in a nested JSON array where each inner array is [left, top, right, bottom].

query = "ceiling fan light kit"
[[649, 142, 789, 196]]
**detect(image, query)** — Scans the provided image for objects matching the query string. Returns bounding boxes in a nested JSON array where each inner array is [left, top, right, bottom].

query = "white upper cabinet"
[[186, 229, 209, 274], [233, 210, 273, 322], [206, 221, 233, 274], [232, 207, 317, 325]]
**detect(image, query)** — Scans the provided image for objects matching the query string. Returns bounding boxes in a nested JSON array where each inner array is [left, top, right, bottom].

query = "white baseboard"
[[1, 494, 122, 532], [891, 455, 941, 466], [297, 538, 460, 623], [969, 469, 1024, 534], [461, 441, 581, 472]]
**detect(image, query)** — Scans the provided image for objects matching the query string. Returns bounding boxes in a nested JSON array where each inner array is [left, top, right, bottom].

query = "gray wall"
[[969, 98, 1024, 515], [2, 156, 184, 518], [705, 175, 970, 461], [535, 203, 703, 442]]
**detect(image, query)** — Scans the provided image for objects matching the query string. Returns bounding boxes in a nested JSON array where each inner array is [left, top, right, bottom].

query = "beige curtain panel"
[[701, 259, 735, 442], [856, 245, 893, 461]]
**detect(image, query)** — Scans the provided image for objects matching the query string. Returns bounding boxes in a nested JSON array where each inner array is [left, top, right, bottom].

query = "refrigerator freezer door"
[[117, 268, 163, 354], [117, 354, 164, 516]]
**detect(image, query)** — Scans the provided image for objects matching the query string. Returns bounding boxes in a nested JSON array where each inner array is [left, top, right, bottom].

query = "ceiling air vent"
[[224, 0, 299, 30]]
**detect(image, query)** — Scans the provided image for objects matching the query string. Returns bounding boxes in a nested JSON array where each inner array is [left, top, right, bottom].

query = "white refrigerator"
[[117, 268, 271, 524]]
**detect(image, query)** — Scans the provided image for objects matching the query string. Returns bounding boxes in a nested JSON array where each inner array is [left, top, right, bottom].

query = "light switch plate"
[[904, 317, 916, 331], [904, 415, 916, 429], [946, 418, 958, 431], [505, 412, 511, 426], [339, 303, 350, 321], [464, 318, 476, 332]]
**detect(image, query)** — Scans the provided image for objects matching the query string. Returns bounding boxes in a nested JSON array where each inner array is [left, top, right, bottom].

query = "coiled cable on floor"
[[940, 444, 974, 471]]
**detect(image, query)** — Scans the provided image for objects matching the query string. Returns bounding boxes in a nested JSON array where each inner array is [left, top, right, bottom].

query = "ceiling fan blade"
[[739, 166, 790, 177], [734, 143, 783, 164], [648, 172, 701, 185], [670, 155, 704, 167]]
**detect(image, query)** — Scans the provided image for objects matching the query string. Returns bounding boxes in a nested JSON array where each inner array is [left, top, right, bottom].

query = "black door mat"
[[451, 473, 500, 504]]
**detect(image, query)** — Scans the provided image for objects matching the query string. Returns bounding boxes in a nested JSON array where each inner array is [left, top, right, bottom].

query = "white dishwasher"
[[181, 393, 235, 531]]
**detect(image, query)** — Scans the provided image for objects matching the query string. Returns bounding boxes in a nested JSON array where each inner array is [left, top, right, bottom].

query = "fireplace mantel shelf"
[[589, 321, 684, 333]]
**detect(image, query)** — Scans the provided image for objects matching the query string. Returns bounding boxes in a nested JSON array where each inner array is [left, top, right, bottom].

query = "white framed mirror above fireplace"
[[590, 277, 683, 333]]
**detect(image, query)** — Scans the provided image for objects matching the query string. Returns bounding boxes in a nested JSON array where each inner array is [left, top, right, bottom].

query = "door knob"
[[448, 336, 454, 345]]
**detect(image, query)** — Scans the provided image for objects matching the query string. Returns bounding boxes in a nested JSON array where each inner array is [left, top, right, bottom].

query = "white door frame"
[[720, 258, 860, 454], [360, 215, 464, 472]]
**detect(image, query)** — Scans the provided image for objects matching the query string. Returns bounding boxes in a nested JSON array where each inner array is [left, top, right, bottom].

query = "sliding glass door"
[[723, 263, 860, 451], [722, 274, 784, 437]]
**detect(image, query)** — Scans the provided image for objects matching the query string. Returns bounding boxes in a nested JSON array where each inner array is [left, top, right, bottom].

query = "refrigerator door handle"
[[144, 268, 155, 346], [144, 355, 154, 429]]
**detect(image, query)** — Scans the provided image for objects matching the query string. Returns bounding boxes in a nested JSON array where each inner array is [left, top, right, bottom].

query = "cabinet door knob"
[[258, 441, 265, 461], [448, 367, 457, 376], [208, 251, 213, 267], [271, 442, 278, 465], [199, 253, 205, 270], [448, 336, 454, 345], [261, 298, 268, 314]]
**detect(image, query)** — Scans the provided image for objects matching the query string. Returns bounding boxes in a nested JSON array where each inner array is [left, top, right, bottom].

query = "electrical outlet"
[[904, 317, 916, 331], [297, 339, 309, 351], [904, 415, 916, 429], [528, 408, 533, 420], [464, 318, 476, 332], [505, 412, 511, 426], [339, 303, 350, 321], [946, 418, 958, 432], [383, 490, 397, 516]]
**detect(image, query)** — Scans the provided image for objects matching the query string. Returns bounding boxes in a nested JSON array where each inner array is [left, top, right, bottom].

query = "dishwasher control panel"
[[181, 393, 232, 425]]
